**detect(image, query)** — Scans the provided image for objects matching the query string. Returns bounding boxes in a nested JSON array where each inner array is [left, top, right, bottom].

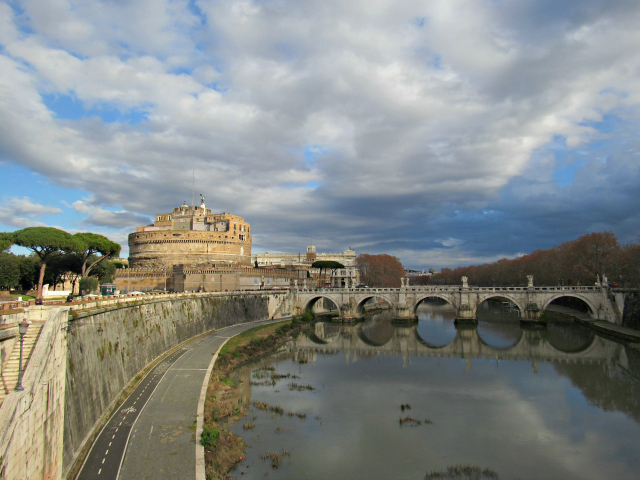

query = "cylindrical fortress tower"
[[128, 200, 252, 268]]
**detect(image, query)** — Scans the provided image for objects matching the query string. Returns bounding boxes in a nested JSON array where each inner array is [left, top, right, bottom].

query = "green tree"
[[73, 232, 121, 278], [311, 260, 345, 287], [43, 252, 83, 291], [0, 253, 21, 290], [18, 255, 40, 290], [91, 258, 117, 283], [12, 227, 80, 299], [79, 277, 99, 295], [0, 233, 14, 252]]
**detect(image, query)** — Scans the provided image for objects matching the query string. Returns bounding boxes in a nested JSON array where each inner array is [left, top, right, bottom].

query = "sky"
[[1, 0, 639, 269]]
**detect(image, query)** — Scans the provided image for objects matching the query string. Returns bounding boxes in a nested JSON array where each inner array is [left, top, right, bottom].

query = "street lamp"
[[162, 267, 167, 292], [15, 319, 30, 392]]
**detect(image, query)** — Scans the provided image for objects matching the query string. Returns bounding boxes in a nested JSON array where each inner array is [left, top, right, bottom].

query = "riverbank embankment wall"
[[620, 291, 640, 330], [63, 295, 269, 476], [0, 307, 68, 480], [0, 294, 275, 480]]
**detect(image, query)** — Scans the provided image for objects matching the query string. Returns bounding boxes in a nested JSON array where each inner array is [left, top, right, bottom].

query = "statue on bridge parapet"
[[461, 276, 468, 289], [527, 275, 534, 288]]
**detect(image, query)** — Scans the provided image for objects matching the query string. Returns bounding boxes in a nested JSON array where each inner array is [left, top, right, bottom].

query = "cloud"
[[1, 1, 640, 268], [3, 196, 62, 217], [71, 200, 151, 229], [0, 196, 62, 229]]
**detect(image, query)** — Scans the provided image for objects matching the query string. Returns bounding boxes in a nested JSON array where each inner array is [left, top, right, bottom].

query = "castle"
[[128, 195, 252, 268], [117, 197, 356, 293]]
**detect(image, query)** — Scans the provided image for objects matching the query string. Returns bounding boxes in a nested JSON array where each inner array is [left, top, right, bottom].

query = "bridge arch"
[[541, 293, 596, 317], [302, 295, 342, 316], [354, 294, 395, 314], [413, 294, 456, 314], [476, 293, 526, 318]]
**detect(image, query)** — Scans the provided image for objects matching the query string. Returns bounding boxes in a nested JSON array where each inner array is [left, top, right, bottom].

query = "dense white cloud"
[[1, 0, 639, 267]]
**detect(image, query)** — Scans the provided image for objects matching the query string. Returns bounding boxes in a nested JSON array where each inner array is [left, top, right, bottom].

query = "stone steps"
[[0, 323, 44, 405]]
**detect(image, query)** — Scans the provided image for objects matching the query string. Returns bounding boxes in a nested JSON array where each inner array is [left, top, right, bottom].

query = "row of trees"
[[0, 227, 121, 297], [356, 254, 406, 288], [414, 232, 640, 287]]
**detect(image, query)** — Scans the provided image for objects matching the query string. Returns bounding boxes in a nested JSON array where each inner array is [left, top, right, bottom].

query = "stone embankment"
[[0, 292, 287, 480]]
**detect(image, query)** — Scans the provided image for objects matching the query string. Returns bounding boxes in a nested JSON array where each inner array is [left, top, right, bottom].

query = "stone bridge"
[[289, 276, 619, 323], [287, 321, 623, 371]]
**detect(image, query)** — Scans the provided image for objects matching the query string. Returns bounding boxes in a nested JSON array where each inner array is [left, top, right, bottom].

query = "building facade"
[[128, 198, 252, 268], [252, 246, 360, 287]]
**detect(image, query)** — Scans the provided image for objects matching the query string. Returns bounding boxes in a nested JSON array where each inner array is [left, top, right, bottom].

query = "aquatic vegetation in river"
[[424, 464, 499, 479], [399, 416, 432, 427], [260, 449, 291, 469], [251, 401, 284, 415], [288, 382, 315, 391]]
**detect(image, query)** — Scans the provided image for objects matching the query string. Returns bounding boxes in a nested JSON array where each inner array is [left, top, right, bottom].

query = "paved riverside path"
[[77, 318, 281, 480]]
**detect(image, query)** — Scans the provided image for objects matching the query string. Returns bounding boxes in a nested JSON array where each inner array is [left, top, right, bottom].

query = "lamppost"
[[162, 267, 167, 292], [15, 319, 30, 392]]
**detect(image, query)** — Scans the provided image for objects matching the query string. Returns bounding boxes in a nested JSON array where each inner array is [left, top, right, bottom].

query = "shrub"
[[200, 426, 220, 447], [301, 309, 315, 322]]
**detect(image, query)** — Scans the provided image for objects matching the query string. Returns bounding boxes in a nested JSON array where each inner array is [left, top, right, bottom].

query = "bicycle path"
[[77, 318, 280, 480]]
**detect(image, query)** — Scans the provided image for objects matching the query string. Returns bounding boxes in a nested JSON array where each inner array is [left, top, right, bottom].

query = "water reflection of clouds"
[[231, 322, 640, 480]]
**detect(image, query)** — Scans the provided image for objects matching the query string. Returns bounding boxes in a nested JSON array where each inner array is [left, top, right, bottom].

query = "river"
[[226, 303, 640, 480]]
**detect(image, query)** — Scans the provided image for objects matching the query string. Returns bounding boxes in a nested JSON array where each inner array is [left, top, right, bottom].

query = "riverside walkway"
[[77, 318, 282, 480]]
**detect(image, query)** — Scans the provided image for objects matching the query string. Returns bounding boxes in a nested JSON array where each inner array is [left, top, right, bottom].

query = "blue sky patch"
[[302, 145, 330, 167], [42, 93, 149, 124], [188, 0, 207, 25], [553, 160, 586, 187], [0, 163, 92, 243]]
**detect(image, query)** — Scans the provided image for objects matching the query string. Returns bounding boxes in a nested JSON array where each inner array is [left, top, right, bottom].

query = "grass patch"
[[220, 376, 236, 388], [11, 294, 35, 300], [218, 320, 289, 357]]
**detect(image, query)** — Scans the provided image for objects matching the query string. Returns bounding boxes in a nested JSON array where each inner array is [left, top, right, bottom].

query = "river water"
[[227, 304, 640, 480]]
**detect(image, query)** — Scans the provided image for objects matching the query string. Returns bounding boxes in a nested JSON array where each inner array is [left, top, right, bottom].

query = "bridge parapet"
[[293, 281, 616, 324]]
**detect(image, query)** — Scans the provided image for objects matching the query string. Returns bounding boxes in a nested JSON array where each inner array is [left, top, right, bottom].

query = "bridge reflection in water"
[[289, 308, 621, 373], [230, 303, 640, 480]]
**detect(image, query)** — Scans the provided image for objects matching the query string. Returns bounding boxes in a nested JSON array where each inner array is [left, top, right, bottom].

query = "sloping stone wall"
[[0, 307, 68, 480], [62, 295, 268, 477]]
